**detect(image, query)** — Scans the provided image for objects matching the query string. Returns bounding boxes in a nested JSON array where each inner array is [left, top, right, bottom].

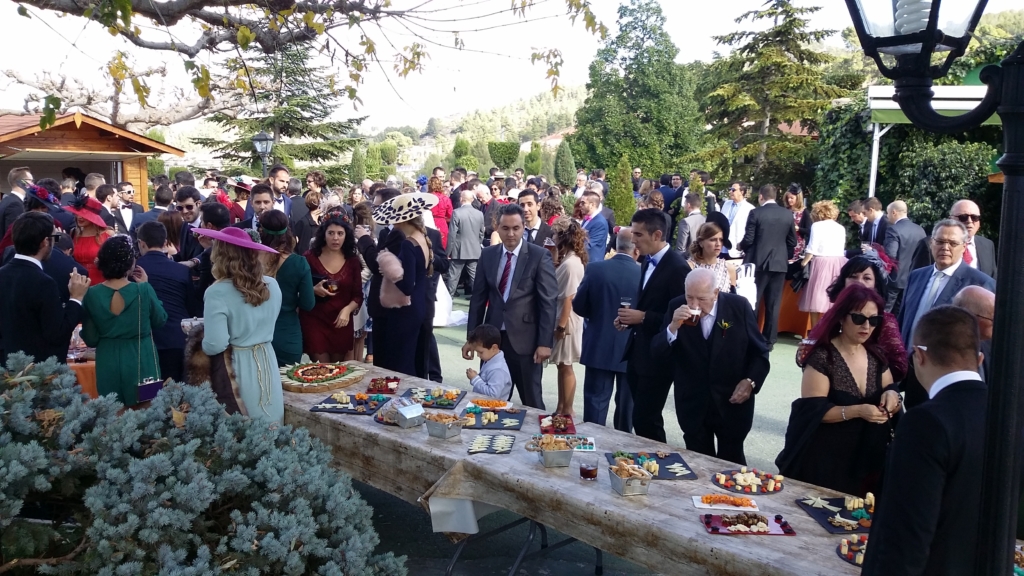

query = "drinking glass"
[[579, 453, 599, 481]]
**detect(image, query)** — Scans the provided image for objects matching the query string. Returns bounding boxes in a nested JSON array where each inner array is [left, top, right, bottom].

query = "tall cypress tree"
[[554, 139, 576, 186], [193, 43, 361, 170], [349, 145, 366, 183]]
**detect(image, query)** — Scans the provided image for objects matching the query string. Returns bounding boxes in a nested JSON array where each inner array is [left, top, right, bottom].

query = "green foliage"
[[571, 0, 701, 177], [979, 9, 1024, 37], [420, 152, 445, 175], [488, 142, 521, 171], [893, 141, 996, 231], [451, 137, 471, 159], [554, 140, 577, 186], [365, 144, 384, 181], [455, 87, 585, 143], [349, 145, 367, 183], [813, 95, 876, 208], [523, 142, 542, 176], [469, 140, 493, 173], [191, 43, 362, 168], [560, 193, 578, 219], [539, 147, 556, 182], [147, 158, 166, 179], [379, 140, 398, 166], [607, 155, 637, 227], [319, 163, 350, 187], [145, 128, 167, 143], [423, 118, 442, 138], [0, 354, 405, 575]]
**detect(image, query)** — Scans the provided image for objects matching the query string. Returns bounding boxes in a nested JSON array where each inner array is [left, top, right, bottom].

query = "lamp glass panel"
[[938, 0, 981, 37], [854, 0, 897, 38]]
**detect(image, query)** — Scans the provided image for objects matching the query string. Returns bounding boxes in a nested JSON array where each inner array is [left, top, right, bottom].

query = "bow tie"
[[645, 255, 659, 267]]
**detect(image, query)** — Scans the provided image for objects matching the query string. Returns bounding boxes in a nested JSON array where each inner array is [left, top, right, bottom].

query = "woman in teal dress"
[[258, 210, 315, 366], [195, 227, 284, 422], [81, 235, 167, 407]]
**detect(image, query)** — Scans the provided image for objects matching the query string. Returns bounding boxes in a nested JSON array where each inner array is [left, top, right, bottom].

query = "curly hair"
[[811, 199, 839, 222], [311, 214, 357, 258], [97, 235, 135, 280], [352, 201, 374, 230], [689, 222, 724, 260], [550, 216, 588, 266], [645, 191, 665, 211], [540, 195, 564, 223], [306, 170, 326, 189], [211, 240, 270, 306], [428, 176, 446, 194]]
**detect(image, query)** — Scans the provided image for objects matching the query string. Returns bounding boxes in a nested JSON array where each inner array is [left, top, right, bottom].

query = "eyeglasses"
[[176, 204, 197, 212], [976, 314, 993, 322], [849, 312, 883, 327], [932, 239, 963, 248], [954, 213, 981, 223], [49, 233, 62, 242]]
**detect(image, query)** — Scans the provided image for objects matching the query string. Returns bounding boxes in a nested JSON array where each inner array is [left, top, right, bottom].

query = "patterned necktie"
[[963, 242, 974, 266], [498, 251, 514, 298]]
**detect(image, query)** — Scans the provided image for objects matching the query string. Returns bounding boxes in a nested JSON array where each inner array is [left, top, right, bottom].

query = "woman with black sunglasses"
[[776, 283, 902, 497]]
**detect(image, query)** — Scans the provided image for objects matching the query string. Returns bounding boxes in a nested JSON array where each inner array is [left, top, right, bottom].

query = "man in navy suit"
[[580, 189, 608, 265], [898, 219, 994, 408], [128, 184, 172, 240], [573, 228, 640, 432], [652, 268, 770, 464], [173, 186, 206, 264], [910, 199, 997, 280], [135, 221, 200, 382], [0, 212, 89, 363], [244, 164, 292, 220]]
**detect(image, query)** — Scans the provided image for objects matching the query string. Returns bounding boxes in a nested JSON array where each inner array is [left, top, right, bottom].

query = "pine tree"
[[349, 145, 366, 183], [607, 155, 637, 227], [554, 139, 576, 186], [192, 43, 361, 170]]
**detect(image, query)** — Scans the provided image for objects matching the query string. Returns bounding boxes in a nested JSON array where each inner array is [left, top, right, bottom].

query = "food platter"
[[604, 451, 698, 480], [531, 434, 595, 451], [691, 495, 760, 512], [711, 467, 785, 494], [467, 434, 516, 454], [460, 406, 527, 430], [366, 376, 401, 394], [797, 494, 874, 534], [402, 387, 467, 409], [309, 391, 385, 415], [280, 362, 366, 393], [466, 398, 513, 410], [836, 535, 869, 566], [699, 513, 796, 536], [538, 414, 576, 434]]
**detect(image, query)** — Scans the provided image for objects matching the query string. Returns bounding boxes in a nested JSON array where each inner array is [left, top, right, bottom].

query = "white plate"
[[467, 399, 514, 410], [691, 496, 760, 512]]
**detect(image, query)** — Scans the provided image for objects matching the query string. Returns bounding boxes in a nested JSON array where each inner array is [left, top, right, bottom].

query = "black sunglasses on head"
[[849, 313, 883, 327], [954, 213, 980, 223]]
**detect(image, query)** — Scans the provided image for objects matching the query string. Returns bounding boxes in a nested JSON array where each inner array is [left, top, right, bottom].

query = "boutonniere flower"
[[717, 320, 732, 337]]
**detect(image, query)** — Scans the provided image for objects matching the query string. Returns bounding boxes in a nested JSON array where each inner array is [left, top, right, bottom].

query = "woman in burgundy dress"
[[427, 176, 453, 249], [300, 214, 363, 363]]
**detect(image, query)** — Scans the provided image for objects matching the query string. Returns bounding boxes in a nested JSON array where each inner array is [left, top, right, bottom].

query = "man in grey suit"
[[674, 193, 706, 256], [898, 219, 995, 408], [573, 228, 641, 432], [883, 200, 927, 316], [445, 189, 485, 297], [465, 203, 557, 409], [910, 199, 997, 280]]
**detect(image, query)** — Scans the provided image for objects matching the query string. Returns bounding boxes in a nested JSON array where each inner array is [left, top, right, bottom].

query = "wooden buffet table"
[[69, 361, 98, 398], [284, 364, 859, 576]]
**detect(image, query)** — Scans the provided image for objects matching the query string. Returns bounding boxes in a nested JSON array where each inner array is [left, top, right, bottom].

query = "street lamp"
[[845, 1, 1024, 574], [252, 131, 274, 178]]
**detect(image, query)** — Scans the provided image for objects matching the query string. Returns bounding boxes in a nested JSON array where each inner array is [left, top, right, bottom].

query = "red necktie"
[[963, 242, 974, 265], [498, 251, 514, 298]]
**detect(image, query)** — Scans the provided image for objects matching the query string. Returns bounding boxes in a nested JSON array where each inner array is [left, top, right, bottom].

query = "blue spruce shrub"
[[0, 354, 405, 575]]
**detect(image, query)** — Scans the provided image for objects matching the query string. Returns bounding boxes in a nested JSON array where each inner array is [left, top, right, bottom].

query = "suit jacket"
[[624, 248, 689, 377], [292, 212, 318, 256], [467, 240, 558, 356], [651, 292, 770, 436], [0, 193, 24, 235], [60, 192, 76, 207], [129, 207, 169, 239], [582, 212, 609, 265], [100, 207, 116, 229], [244, 194, 291, 219], [572, 253, 641, 373], [861, 215, 889, 245], [979, 339, 993, 384], [288, 195, 309, 227], [234, 218, 255, 230], [738, 202, 797, 273], [174, 222, 205, 263], [447, 205, 485, 260], [2, 246, 87, 303], [50, 207, 75, 233], [0, 258, 82, 362], [675, 212, 706, 255], [112, 203, 145, 236], [897, 263, 996, 347], [910, 234, 997, 280], [863, 379, 987, 576], [526, 220, 553, 248], [883, 218, 927, 289], [601, 206, 616, 237], [357, 227, 392, 319], [136, 251, 200, 351]]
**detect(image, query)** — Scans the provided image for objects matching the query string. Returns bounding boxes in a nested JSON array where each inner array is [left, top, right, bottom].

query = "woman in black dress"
[[776, 283, 902, 496]]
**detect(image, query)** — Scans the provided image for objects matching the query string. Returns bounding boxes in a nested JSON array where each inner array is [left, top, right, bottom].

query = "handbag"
[[135, 286, 164, 403], [734, 263, 758, 311], [789, 261, 811, 293]]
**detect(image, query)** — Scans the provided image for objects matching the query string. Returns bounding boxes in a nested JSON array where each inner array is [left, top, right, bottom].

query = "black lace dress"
[[776, 343, 896, 496]]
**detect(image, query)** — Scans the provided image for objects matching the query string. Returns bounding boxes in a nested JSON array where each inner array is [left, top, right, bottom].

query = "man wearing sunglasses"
[[172, 186, 205, 263], [910, 199, 997, 279]]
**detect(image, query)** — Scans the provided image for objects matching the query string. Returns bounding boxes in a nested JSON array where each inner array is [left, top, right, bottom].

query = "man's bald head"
[[950, 199, 982, 238], [953, 285, 995, 340], [886, 200, 907, 224]]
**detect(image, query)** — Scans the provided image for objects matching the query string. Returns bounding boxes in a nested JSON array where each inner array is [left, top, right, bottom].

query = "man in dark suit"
[[860, 197, 888, 245], [883, 200, 927, 315], [135, 221, 200, 382], [234, 185, 275, 230], [0, 212, 89, 362], [1, 166, 31, 236], [863, 306, 987, 576], [652, 268, 770, 464], [2, 238, 87, 304], [573, 228, 640, 432], [94, 184, 119, 230], [738, 184, 797, 349], [244, 165, 292, 220], [616, 208, 689, 442], [287, 177, 309, 228], [194, 203, 232, 296], [580, 190, 609, 264], [465, 203, 557, 410], [910, 199, 997, 279], [952, 285, 994, 382], [517, 190, 552, 247], [898, 219, 994, 408], [129, 184, 173, 240], [113, 181, 145, 236], [172, 186, 206, 264], [445, 189, 485, 297]]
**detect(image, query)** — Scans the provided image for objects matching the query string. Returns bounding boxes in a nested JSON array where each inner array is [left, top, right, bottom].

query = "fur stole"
[[183, 325, 247, 415], [377, 250, 411, 308]]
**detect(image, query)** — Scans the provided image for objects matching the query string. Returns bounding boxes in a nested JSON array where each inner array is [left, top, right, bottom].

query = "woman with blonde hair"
[[549, 216, 588, 417], [799, 200, 848, 326], [196, 226, 284, 422], [688, 222, 735, 293], [259, 209, 315, 366]]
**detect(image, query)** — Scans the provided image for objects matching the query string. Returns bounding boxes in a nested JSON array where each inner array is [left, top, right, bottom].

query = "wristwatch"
[[745, 379, 756, 390]]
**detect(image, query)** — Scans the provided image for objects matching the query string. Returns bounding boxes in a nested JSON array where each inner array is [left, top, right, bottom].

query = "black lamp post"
[[845, 1, 1024, 574], [252, 131, 274, 178]]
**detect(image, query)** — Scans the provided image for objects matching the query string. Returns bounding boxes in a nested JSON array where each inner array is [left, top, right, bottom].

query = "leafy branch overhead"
[[14, 0, 608, 127]]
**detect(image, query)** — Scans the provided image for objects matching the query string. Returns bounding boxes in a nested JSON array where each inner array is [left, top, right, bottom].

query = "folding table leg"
[[445, 517, 530, 576], [594, 547, 603, 575], [538, 523, 549, 548], [506, 520, 539, 576]]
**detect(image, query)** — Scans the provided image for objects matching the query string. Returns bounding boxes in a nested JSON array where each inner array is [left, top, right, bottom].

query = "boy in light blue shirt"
[[465, 325, 513, 400]]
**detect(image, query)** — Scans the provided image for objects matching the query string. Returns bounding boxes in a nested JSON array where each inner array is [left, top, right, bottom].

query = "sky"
[[1, 0, 1019, 132]]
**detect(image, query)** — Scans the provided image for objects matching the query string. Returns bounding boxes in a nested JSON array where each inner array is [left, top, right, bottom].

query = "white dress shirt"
[[928, 370, 982, 399], [496, 238, 524, 330], [911, 259, 963, 333], [805, 220, 847, 257], [965, 237, 978, 269], [642, 244, 671, 289], [666, 300, 718, 343], [721, 199, 754, 258], [120, 205, 135, 230]]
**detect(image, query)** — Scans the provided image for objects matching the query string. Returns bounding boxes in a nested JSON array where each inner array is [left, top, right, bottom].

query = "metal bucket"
[[538, 449, 574, 468], [425, 419, 463, 439], [609, 467, 652, 496]]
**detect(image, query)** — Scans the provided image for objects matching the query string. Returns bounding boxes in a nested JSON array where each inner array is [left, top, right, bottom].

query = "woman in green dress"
[[258, 210, 315, 366], [81, 235, 167, 407]]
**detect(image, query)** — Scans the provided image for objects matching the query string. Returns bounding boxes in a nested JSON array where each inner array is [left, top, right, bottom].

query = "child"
[[465, 324, 513, 400]]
